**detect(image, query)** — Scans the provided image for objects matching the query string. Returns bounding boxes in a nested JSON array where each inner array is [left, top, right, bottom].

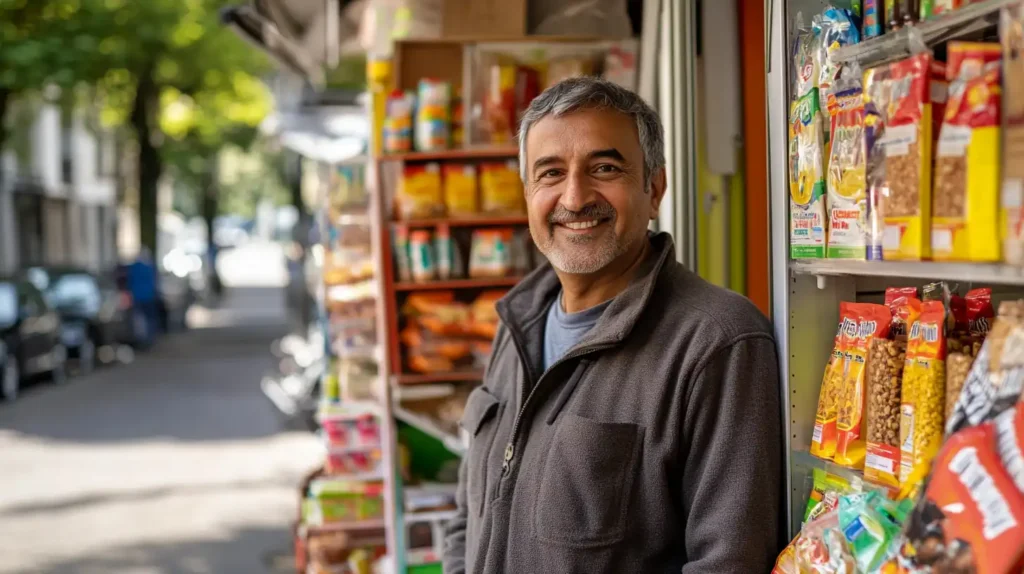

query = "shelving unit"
[[378, 145, 518, 162], [391, 215, 529, 228], [768, 0, 1024, 540]]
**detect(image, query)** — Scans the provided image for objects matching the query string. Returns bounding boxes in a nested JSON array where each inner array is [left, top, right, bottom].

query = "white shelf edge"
[[790, 259, 1024, 285], [833, 0, 1015, 65], [404, 509, 458, 524]]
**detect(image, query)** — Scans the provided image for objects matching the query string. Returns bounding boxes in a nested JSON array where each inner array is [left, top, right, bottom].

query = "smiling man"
[[442, 77, 782, 573]]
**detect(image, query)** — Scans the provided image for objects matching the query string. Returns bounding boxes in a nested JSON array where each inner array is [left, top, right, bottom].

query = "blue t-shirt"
[[543, 292, 612, 370]]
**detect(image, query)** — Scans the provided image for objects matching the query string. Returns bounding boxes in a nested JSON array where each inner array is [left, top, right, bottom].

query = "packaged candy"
[[813, 303, 858, 460], [794, 510, 857, 573], [826, 76, 869, 259], [899, 423, 1024, 573], [804, 468, 854, 523], [839, 492, 906, 572], [932, 42, 1003, 262], [864, 65, 892, 260], [813, 6, 862, 103], [880, 53, 934, 261], [900, 300, 948, 491], [836, 303, 892, 468]]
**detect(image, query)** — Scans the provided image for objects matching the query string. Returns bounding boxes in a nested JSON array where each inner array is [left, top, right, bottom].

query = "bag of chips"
[[836, 303, 892, 468], [813, 303, 858, 460], [900, 300, 948, 494]]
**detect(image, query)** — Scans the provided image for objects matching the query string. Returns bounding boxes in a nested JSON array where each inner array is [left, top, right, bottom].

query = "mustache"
[[547, 203, 616, 224]]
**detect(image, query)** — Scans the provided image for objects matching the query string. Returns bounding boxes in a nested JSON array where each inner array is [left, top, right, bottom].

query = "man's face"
[[524, 107, 665, 275]]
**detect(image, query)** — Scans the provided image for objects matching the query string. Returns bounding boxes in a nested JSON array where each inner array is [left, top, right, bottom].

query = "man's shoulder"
[[654, 260, 774, 344]]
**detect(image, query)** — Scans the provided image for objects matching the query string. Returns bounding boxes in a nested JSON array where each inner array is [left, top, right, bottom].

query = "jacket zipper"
[[501, 333, 612, 476]]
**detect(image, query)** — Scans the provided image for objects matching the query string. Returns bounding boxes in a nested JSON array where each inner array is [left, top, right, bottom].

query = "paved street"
[[0, 245, 321, 574]]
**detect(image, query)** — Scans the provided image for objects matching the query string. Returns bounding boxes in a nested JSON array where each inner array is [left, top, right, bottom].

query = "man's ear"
[[648, 167, 667, 219]]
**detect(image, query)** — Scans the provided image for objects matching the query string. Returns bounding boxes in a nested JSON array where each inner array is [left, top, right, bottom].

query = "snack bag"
[[932, 42, 1003, 262], [886, 286, 920, 340], [812, 303, 858, 459], [443, 163, 479, 217], [866, 337, 910, 487], [836, 303, 892, 468], [790, 91, 829, 259], [865, 65, 892, 260], [994, 406, 1024, 495], [880, 53, 933, 260], [790, 18, 828, 259], [804, 468, 854, 523], [480, 161, 524, 214], [396, 163, 443, 219], [899, 423, 1024, 573], [813, 6, 861, 104], [415, 79, 451, 152], [947, 300, 1024, 435], [839, 491, 906, 572], [382, 90, 414, 154], [826, 77, 869, 259], [794, 510, 856, 573], [900, 300, 948, 491]]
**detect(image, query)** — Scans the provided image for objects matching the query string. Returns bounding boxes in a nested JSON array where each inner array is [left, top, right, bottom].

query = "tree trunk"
[[131, 73, 161, 258], [200, 166, 223, 298], [0, 87, 10, 191]]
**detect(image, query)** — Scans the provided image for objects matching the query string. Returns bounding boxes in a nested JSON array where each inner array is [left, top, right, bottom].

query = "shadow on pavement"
[[13, 526, 295, 574]]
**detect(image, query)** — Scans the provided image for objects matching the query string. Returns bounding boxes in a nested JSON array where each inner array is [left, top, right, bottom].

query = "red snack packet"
[[886, 287, 920, 340], [836, 303, 893, 468], [901, 422, 1024, 574], [967, 287, 995, 338]]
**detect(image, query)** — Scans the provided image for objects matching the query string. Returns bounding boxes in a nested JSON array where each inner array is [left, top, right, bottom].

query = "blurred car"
[[0, 277, 67, 402], [26, 267, 131, 372]]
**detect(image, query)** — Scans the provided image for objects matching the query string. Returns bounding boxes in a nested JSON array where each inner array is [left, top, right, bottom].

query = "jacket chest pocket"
[[532, 414, 643, 547], [460, 387, 504, 518]]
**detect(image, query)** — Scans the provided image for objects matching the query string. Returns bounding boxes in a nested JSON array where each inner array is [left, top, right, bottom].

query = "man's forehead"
[[526, 108, 640, 157]]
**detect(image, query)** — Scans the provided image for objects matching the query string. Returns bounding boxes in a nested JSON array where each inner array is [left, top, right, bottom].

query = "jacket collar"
[[496, 231, 676, 354]]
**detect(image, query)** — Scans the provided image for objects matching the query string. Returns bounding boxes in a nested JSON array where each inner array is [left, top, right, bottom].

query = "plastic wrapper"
[[932, 42, 1003, 262], [396, 163, 443, 220], [892, 422, 1024, 573], [795, 510, 857, 573], [804, 468, 855, 524], [813, 6, 861, 103], [443, 163, 478, 217], [813, 303, 858, 460], [836, 303, 892, 468], [880, 53, 933, 261], [790, 16, 828, 258], [900, 300, 947, 491], [826, 74, 869, 259], [839, 492, 908, 572], [864, 65, 892, 260], [947, 300, 1024, 435], [866, 337, 909, 487], [946, 353, 974, 422], [480, 161, 524, 214]]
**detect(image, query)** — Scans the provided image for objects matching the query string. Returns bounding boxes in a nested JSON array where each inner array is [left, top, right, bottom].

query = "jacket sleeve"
[[680, 334, 783, 573], [441, 448, 469, 573]]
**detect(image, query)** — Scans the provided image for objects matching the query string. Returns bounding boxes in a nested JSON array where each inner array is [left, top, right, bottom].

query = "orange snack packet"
[[835, 303, 892, 468], [812, 302, 857, 460]]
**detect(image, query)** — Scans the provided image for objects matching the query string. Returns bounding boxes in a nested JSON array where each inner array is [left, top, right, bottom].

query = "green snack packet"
[[838, 492, 904, 572]]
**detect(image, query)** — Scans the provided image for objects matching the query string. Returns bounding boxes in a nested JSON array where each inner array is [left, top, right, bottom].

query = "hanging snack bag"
[[836, 303, 892, 468], [932, 42, 1003, 262], [900, 300, 948, 490], [886, 286, 920, 341], [947, 300, 1024, 435], [898, 422, 1024, 573], [804, 468, 854, 523], [790, 18, 828, 259], [396, 163, 443, 220], [864, 65, 892, 260], [880, 53, 934, 260], [443, 163, 479, 217], [813, 6, 861, 106], [480, 161, 524, 215], [826, 75, 869, 259], [812, 303, 858, 460]]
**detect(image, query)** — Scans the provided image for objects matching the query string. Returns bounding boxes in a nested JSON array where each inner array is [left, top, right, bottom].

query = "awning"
[[221, 4, 325, 87]]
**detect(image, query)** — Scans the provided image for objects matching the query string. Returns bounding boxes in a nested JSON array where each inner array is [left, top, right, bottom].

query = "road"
[[0, 243, 321, 574]]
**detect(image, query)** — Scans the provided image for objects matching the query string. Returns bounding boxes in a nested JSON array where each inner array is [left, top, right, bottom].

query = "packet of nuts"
[[932, 42, 1003, 262], [879, 52, 934, 261], [865, 337, 908, 487], [835, 304, 891, 469], [899, 300, 947, 492]]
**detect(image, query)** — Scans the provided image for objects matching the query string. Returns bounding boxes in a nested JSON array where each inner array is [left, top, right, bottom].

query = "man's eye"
[[594, 164, 621, 173], [540, 169, 562, 178]]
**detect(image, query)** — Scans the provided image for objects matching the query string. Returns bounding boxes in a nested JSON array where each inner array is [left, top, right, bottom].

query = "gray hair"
[[517, 77, 665, 186]]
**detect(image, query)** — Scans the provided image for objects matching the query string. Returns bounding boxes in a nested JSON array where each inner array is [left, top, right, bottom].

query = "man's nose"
[[558, 168, 597, 213]]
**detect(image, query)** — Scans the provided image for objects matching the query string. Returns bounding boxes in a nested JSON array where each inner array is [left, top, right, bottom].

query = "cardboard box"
[[441, 0, 526, 38]]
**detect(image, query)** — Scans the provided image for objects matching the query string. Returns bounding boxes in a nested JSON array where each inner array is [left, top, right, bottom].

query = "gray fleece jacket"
[[442, 232, 783, 573]]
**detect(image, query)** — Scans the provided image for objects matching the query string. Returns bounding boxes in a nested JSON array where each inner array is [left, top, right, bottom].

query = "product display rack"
[[767, 0, 1024, 540]]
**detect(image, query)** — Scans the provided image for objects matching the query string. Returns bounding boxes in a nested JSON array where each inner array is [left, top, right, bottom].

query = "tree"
[[85, 0, 271, 255]]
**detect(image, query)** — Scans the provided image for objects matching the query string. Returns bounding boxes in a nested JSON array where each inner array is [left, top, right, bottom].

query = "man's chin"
[[546, 248, 616, 275]]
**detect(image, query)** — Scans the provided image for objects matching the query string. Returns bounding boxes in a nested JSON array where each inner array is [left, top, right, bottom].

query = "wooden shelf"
[[377, 146, 518, 162], [391, 215, 528, 228], [394, 371, 484, 385], [394, 276, 523, 291], [302, 518, 388, 535]]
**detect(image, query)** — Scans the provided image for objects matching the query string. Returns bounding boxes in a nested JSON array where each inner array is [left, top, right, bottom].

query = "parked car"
[[25, 267, 132, 372], [0, 277, 67, 402]]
